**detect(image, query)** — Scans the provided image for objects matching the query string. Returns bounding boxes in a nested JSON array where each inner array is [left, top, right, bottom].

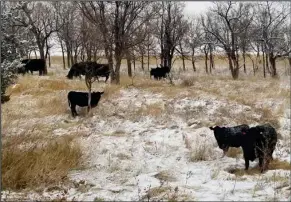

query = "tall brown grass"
[[2, 135, 82, 190]]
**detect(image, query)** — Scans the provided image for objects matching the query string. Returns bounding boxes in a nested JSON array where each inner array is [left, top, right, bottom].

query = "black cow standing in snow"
[[210, 123, 278, 173], [67, 91, 104, 117], [209, 124, 250, 156], [241, 124, 278, 173]]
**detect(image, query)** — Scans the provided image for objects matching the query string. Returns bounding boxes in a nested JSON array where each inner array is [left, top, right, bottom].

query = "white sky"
[[184, 1, 213, 16], [49, 1, 214, 56]]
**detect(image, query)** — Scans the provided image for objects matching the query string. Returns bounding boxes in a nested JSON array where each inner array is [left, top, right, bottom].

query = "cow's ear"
[[100, 91, 104, 95], [209, 126, 214, 130]]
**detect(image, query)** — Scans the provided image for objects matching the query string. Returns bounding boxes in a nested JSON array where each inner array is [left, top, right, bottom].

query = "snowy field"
[[1, 64, 290, 201]]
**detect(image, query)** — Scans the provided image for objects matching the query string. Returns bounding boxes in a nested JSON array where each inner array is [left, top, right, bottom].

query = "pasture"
[[1, 57, 291, 201]]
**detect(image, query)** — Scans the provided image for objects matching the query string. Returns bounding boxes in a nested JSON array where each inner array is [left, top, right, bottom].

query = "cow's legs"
[[71, 105, 78, 117], [243, 150, 250, 170], [105, 75, 109, 83], [30, 70, 33, 75], [244, 158, 250, 170]]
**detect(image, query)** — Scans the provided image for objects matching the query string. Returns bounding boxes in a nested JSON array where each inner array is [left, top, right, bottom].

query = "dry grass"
[[136, 102, 164, 117], [228, 159, 291, 176], [2, 135, 82, 190], [181, 76, 196, 87], [143, 186, 171, 200], [154, 170, 176, 182], [226, 148, 242, 158], [190, 141, 213, 162], [36, 95, 68, 116]]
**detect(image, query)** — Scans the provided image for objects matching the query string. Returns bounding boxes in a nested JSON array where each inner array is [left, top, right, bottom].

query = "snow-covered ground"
[[2, 66, 290, 201]]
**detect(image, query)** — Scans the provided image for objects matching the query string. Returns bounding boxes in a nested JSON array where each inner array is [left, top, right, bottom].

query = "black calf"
[[68, 91, 104, 117]]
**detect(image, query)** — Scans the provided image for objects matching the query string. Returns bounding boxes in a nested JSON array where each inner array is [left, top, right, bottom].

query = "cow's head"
[[92, 91, 104, 96], [209, 126, 229, 153], [90, 91, 104, 108]]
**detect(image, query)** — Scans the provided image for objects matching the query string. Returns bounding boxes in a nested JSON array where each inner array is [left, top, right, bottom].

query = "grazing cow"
[[66, 62, 110, 82], [150, 65, 170, 80], [21, 59, 46, 75], [241, 124, 277, 173], [67, 91, 104, 117], [209, 124, 250, 156], [66, 62, 85, 79]]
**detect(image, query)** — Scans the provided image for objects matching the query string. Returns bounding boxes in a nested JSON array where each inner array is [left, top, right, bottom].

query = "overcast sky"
[[184, 1, 213, 16], [50, 1, 214, 56]]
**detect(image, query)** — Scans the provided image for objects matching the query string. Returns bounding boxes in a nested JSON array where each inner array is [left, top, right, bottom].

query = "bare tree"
[[80, 2, 158, 84], [157, 2, 189, 70], [185, 17, 203, 72], [255, 2, 291, 77], [15, 2, 58, 74], [202, 2, 253, 79]]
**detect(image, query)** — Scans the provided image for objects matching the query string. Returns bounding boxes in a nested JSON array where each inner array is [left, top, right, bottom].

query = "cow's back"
[[25, 59, 46, 71], [68, 91, 88, 106]]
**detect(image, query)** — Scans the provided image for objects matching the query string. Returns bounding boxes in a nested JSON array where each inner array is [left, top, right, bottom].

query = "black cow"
[[66, 62, 110, 82], [68, 91, 104, 117], [66, 62, 85, 79], [21, 59, 46, 75], [94, 64, 110, 82], [210, 124, 278, 173], [209, 124, 250, 156], [241, 124, 277, 173], [150, 65, 170, 80]]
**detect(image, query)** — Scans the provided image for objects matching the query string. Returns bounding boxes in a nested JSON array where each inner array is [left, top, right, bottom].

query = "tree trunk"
[[38, 44, 47, 75], [209, 45, 215, 70], [228, 54, 239, 79], [262, 49, 266, 78], [85, 77, 92, 113], [266, 53, 270, 74], [269, 53, 277, 77], [93, 49, 98, 62], [86, 44, 92, 61], [112, 59, 121, 84], [126, 52, 132, 77], [147, 49, 150, 72], [60, 41, 66, 69], [133, 55, 136, 71], [243, 49, 246, 73], [182, 56, 185, 71], [141, 54, 144, 71], [167, 55, 172, 70], [71, 55, 74, 66], [191, 49, 196, 72], [48, 52, 51, 68], [34, 50, 38, 59], [204, 50, 208, 74], [81, 48, 85, 62], [67, 50, 71, 68], [191, 55, 196, 72]]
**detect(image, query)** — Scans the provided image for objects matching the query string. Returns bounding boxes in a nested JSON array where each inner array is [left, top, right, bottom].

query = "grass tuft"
[[2, 135, 82, 190]]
